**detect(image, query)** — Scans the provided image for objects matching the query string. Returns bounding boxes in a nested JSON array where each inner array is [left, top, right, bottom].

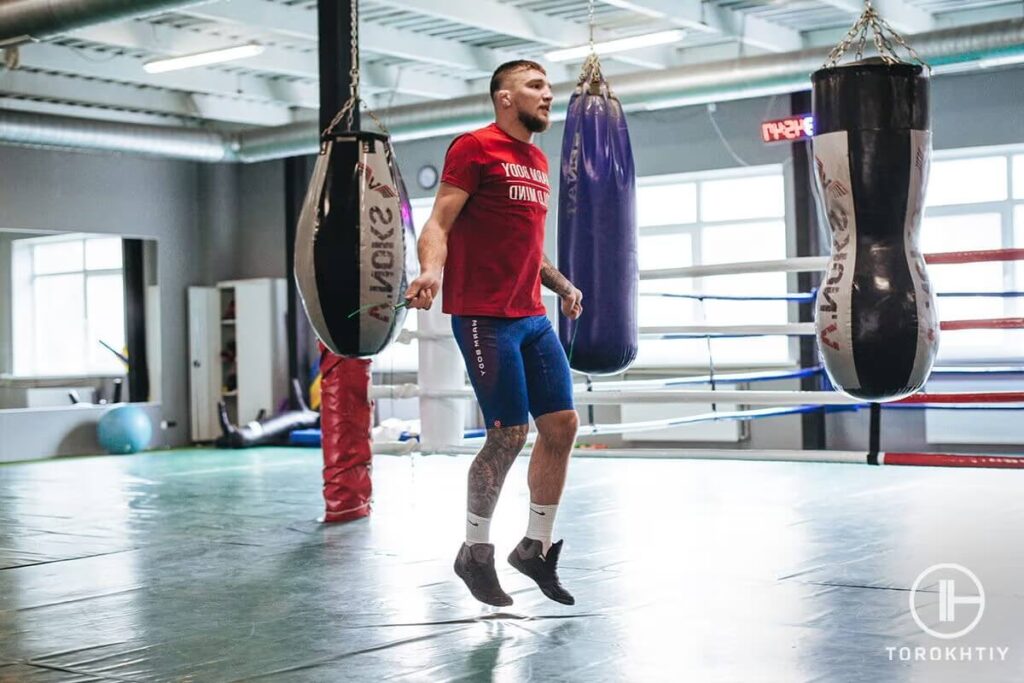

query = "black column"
[[285, 156, 313, 406], [791, 91, 826, 450], [122, 238, 149, 403], [318, 0, 359, 132]]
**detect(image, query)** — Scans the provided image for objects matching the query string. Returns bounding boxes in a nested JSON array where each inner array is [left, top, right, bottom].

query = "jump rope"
[[348, 298, 582, 364]]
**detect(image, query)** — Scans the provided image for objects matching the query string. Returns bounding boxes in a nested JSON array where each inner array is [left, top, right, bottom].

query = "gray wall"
[[0, 152, 293, 461], [0, 146, 203, 460]]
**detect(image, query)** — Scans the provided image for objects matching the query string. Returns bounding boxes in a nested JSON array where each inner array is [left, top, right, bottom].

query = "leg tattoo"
[[467, 424, 529, 517]]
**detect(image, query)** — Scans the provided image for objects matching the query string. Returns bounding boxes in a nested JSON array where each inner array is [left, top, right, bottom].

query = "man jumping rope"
[[405, 60, 582, 606]]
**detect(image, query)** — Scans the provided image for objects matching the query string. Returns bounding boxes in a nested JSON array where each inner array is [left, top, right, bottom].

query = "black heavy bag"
[[295, 131, 417, 357], [558, 66, 638, 375], [812, 58, 938, 401], [215, 379, 319, 448]]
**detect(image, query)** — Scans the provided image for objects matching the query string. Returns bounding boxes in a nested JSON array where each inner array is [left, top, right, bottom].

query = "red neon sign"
[[761, 115, 814, 144]]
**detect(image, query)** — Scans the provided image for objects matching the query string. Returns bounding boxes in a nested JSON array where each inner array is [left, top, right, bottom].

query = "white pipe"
[[416, 295, 465, 450]]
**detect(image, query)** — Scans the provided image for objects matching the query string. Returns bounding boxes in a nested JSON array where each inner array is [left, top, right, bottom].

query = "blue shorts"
[[451, 314, 575, 429]]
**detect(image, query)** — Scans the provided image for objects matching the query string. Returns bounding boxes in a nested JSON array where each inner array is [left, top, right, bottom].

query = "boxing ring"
[[381, 246, 1024, 469]]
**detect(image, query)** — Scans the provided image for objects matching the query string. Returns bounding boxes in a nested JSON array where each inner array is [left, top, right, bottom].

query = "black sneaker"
[[453, 543, 513, 607], [508, 537, 575, 605]]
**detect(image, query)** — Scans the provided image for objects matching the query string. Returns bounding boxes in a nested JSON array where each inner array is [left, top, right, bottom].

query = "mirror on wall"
[[0, 230, 160, 410]]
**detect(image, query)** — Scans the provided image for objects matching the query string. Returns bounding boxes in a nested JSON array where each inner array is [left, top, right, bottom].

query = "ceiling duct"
[[0, 19, 1021, 162], [0, 109, 230, 161], [0, 0, 203, 45]]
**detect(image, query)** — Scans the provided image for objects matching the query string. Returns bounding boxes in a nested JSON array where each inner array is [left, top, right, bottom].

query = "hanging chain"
[[323, 0, 390, 137], [588, 0, 595, 54], [578, 0, 604, 92], [824, 0, 929, 69]]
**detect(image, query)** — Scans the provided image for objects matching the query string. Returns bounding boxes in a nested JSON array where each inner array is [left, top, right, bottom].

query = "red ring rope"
[[940, 318, 1024, 331], [882, 452, 1024, 468], [896, 391, 1024, 404], [925, 248, 1024, 265]]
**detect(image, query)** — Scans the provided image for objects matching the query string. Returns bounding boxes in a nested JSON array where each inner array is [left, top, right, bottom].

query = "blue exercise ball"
[[97, 405, 153, 455]]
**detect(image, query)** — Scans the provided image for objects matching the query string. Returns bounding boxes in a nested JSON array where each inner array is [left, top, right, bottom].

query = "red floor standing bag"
[[319, 344, 373, 522]]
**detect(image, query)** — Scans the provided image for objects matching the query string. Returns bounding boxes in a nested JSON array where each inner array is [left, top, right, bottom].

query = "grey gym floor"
[[1, 447, 1022, 682]]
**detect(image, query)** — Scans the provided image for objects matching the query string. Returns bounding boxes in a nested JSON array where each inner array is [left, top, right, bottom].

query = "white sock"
[[466, 512, 491, 545], [526, 503, 558, 554]]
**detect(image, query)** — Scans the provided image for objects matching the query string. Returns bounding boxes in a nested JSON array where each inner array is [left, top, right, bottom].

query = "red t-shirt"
[[440, 123, 550, 317]]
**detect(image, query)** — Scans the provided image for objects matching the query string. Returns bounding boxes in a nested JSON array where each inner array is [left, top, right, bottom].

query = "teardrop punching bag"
[[558, 64, 639, 375], [295, 130, 418, 357], [811, 59, 938, 401]]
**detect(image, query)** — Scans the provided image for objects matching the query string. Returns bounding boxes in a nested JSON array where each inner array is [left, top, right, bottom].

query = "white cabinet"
[[188, 278, 288, 442]]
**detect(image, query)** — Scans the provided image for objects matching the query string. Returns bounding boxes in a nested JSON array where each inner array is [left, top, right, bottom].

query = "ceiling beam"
[[176, 0, 316, 41], [601, 0, 804, 52], [376, 0, 671, 70], [68, 21, 473, 98], [816, 0, 935, 34], [0, 67, 298, 126], [178, 0, 555, 77], [17, 42, 321, 107], [70, 22, 317, 79]]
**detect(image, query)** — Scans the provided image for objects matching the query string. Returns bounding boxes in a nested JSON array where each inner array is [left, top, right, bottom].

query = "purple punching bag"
[[812, 58, 938, 400], [558, 57, 638, 375]]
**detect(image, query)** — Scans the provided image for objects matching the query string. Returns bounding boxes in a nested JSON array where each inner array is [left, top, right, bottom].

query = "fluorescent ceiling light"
[[143, 44, 265, 74], [545, 29, 684, 62], [977, 53, 1024, 69]]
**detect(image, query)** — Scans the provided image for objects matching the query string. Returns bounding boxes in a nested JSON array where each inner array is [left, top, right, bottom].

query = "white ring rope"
[[436, 445, 870, 464], [642, 256, 828, 280], [373, 385, 1024, 407], [397, 324, 815, 344], [447, 406, 821, 445], [640, 323, 815, 337]]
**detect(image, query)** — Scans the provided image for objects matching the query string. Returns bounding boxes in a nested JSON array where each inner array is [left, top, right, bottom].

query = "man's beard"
[[518, 109, 549, 133]]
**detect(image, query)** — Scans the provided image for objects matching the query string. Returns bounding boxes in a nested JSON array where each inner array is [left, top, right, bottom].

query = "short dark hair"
[[489, 60, 546, 100]]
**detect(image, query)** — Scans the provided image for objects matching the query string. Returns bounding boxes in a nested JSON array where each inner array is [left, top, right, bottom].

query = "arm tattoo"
[[467, 424, 529, 517], [540, 255, 574, 298]]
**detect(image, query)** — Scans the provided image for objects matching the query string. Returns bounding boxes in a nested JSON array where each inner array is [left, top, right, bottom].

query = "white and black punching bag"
[[812, 58, 938, 401], [295, 131, 418, 357]]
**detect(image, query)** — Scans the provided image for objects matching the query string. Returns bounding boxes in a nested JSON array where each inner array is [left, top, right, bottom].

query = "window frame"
[[635, 163, 794, 370], [10, 233, 126, 379], [924, 144, 1024, 364]]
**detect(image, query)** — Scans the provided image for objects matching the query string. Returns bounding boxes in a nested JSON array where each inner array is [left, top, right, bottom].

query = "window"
[[922, 147, 1024, 362], [11, 234, 125, 377], [636, 165, 790, 368], [372, 199, 431, 373]]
